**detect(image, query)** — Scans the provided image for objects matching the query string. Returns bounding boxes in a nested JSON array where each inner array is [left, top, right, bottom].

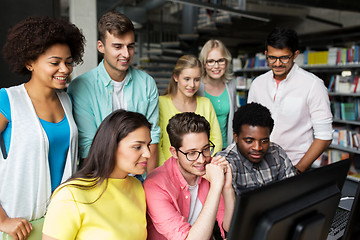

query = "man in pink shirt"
[[144, 112, 235, 240]]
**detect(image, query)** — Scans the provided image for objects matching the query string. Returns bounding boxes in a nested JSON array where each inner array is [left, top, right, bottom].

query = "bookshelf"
[[232, 52, 360, 179]]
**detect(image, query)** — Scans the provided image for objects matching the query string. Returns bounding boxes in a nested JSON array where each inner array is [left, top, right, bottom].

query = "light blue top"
[[67, 60, 160, 159], [0, 88, 70, 192], [205, 88, 230, 148]]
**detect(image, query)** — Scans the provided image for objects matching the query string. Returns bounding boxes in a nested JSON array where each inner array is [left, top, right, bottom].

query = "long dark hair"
[[61, 110, 151, 194]]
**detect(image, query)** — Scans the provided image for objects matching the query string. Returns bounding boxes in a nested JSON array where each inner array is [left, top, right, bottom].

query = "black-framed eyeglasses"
[[176, 141, 215, 161], [206, 58, 226, 67], [267, 55, 293, 64]]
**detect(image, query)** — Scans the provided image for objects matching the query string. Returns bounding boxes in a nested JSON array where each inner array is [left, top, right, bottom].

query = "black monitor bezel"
[[227, 159, 351, 240]]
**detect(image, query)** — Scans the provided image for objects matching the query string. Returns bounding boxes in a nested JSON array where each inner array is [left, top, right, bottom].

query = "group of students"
[[0, 9, 333, 240]]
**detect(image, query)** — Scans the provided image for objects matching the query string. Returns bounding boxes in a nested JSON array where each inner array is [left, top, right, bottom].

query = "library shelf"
[[329, 144, 360, 155], [333, 119, 360, 126]]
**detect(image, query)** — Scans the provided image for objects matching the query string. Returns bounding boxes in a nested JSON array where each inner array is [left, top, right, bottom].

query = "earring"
[[27, 67, 32, 71]]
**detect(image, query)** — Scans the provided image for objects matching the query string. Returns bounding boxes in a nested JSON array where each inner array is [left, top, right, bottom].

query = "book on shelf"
[[243, 53, 267, 69], [315, 151, 360, 179], [341, 102, 356, 121], [331, 99, 360, 121], [350, 76, 360, 93], [294, 53, 305, 66], [330, 74, 360, 93], [303, 45, 360, 67], [235, 76, 252, 90], [236, 92, 247, 107], [328, 75, 336, 91], [316, 150, 350, 167], [332, 127, 360, 149], [328, 47, 340, 65], [232, 58, 242, 72], [254, 53, 266, 68]]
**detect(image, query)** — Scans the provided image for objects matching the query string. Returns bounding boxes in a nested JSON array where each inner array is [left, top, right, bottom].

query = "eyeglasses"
[[206, 58, 226, 67], [266, 55, 293, 64], [176, 141, 215, 161]]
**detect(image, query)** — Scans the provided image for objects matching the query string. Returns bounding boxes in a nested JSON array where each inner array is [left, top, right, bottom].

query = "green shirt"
[[205, 88, 230, 148]]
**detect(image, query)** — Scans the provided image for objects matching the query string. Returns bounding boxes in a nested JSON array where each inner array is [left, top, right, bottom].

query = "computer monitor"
[[227, 159, 351, 240], [342, 179, 360, 240]]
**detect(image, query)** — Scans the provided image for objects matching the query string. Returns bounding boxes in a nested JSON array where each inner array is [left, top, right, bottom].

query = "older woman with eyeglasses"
[[198, 39, 238, 149]]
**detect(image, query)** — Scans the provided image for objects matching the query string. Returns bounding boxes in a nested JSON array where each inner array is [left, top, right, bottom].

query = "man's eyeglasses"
[[206, 58, 226, 67], [176, 141, 215, 161], [267, 55, 293, 64]]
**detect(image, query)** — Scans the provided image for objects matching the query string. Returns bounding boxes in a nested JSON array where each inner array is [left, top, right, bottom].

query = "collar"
[[98, 60, 133, 87], [271, 63, 298, 83], [235, 145, 270, 170], [167, 156, 204, 190]]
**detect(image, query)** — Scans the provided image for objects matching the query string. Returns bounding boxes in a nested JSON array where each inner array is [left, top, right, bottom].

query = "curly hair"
[[2, 16, 85, 75], [167, 112, 210, 149], [233, 102, 274, 135]]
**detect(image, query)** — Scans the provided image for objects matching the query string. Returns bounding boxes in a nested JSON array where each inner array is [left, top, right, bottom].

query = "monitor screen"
[[228, 159, 351, 240], [343, 179, 360, 240]]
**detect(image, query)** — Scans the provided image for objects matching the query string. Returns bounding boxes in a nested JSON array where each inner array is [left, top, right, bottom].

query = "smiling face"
[[205, 48, 226, 81], [98, 31, 135, 82], [27, 43, 73, 89], [170, 132, 211, 185], [266, 45, 299, 81], [234, 124, 270, 164], [174, 67, 201, 98], [110, 126, 152, 179]]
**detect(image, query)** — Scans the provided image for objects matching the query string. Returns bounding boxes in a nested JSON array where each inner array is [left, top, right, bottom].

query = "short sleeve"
[[43, 186, 81, 239]]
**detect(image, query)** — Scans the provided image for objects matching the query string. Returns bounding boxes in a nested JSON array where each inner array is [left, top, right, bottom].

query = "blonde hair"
[[164, 55, 202, 96], [199, 39, 232, 83]]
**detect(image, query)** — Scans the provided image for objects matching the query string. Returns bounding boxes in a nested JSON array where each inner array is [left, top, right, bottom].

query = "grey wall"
[[0, 0, 60, 88]]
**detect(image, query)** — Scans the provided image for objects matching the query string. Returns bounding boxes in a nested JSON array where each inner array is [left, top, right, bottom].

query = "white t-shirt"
[[187, 177, 203, 226], [112, 74, 129, 110]]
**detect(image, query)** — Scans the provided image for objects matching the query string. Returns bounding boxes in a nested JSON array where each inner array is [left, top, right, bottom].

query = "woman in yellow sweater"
[[42, 110, 151, 240], [158, 55, 222, 166]]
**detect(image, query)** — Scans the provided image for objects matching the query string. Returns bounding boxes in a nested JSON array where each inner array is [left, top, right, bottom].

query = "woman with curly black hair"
[[0, 16, 85, 239]]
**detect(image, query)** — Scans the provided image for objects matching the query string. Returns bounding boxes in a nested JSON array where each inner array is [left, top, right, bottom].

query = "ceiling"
[[69, 0, 360, 56]]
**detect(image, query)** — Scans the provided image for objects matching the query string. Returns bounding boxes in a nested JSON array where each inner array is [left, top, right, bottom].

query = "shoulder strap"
[[0, 134, 7, 159]]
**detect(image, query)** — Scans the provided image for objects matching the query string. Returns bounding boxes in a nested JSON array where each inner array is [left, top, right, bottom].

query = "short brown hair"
[[98, 11, 134, 44], [167, 112, 210, 149]]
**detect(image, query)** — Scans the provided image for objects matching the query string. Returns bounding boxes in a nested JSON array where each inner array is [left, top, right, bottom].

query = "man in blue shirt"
[[68, 12, 160, 173]]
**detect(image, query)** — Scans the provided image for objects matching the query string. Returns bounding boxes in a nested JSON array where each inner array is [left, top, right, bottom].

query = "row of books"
[[315, 150, 350, 167], [332, 127, 360, 150], [331, 100, 360, 121], [235, 76, 253, 90], [297, 45, 360, 66], [236, 92, 247, 107], [328, 74, 360, 93], [234, 44, 360, 70]]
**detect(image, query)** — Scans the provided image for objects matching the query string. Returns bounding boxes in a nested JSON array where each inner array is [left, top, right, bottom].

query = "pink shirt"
[[144, 156, 225, 240]]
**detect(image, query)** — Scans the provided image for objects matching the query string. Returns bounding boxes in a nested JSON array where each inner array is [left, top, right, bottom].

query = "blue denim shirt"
[[68, 60, 160, 159]]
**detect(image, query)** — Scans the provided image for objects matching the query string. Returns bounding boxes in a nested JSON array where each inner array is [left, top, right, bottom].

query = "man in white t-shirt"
[[248, 27, 333, 173], [144, 112, 235, 240]]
